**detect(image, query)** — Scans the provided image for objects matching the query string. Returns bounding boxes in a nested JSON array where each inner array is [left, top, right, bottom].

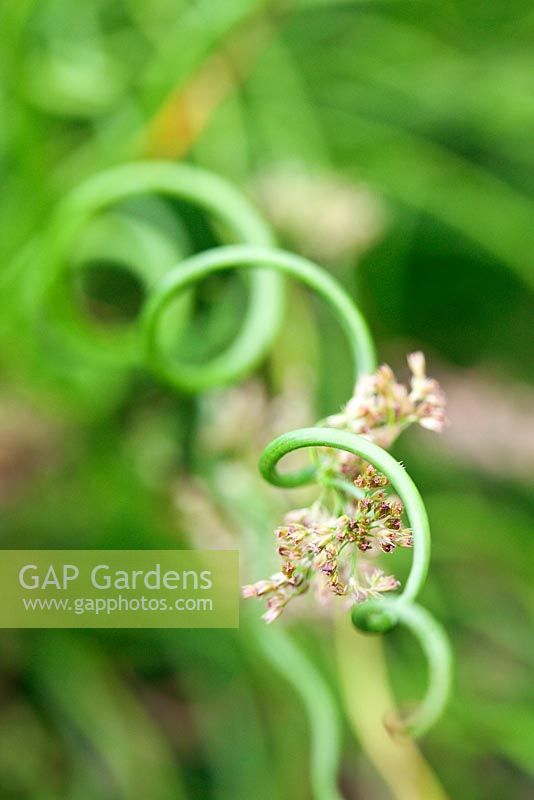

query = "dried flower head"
[[323, 353, 447, 479], [243, 353, 446, 623], [242, 468, 413, 621], [327, 352, 447, 446]]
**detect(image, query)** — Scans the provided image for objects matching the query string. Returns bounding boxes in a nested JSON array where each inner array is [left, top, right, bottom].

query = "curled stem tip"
[[259, 426, 430, 605], [259, 426, 452, 736], [140, 244, 376, 391], [353, 600, 453, 738]]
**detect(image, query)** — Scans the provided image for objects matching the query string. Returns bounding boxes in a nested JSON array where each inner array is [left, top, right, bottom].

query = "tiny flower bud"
[[377, 502, 391, 518], [358, 497, 372, 513], [331, 583, 346, 596], [391, 501, 403, 517], [408, 351, 426, 379]]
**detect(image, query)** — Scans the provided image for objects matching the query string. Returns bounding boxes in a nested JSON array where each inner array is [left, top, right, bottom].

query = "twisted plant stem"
[[334, 615, 449, 800], [259, 426, 453, 736], [388, 601, 453, 736], [31, 163, 350, 795], [140, 233, 451, 736], [260, 427, 430, 607], [253, 625, 344, 800], [34, 156, 452, 748], [201, 468, 344, 800], [35, 161, 283, 379], [140, 243, 377, 390]]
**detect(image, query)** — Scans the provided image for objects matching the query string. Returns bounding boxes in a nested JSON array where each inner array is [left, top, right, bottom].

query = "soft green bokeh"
[[0, 1, 532, 798]]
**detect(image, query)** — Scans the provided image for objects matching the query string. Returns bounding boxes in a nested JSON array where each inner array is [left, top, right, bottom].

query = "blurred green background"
[[0, 1, 533, 798]]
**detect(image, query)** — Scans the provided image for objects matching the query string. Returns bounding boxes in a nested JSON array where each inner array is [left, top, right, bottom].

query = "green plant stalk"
[[138, 226, 451, 737], [200, 466, 344, 800], [259, 426, 453, 736], [33, 155, 452, 749], [334, 614, 450, 800], [141, 243, 377, 390], [253, 625, 344, 800], [36, 161, 284, 381], [260, 427, 430, 606], [385, 600, 453, 736]]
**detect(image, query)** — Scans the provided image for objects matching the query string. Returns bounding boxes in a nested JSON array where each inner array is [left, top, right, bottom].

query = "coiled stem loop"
[[259, 427, 430, 607], [37, 161, 283, 379], [140, 244, 376, 391], [259, 426, 453, 736]]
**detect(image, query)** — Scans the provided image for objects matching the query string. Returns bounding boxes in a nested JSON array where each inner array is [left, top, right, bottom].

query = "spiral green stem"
[[140, 244, 377, 391], [37, 161, 283, 380], [350, 598, 453, 737], [253, 625, 344, 800], [34, 158, 451, 740], [259, 425, 453, 736], [259, 427, 430, 606]]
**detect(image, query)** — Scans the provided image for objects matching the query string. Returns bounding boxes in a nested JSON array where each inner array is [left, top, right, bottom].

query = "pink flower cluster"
[[242, 353, 447, 623], [327, 352, 446, 445], [242, 466, 413, 623]]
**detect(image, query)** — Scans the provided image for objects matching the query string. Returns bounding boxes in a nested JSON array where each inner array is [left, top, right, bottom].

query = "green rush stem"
[[203, 468, 345, 800], [347, 599, 453, 739], [259, 427, 430, 605], [260, 427, 453, 735], [252, 625, 344, 800], [334, 615, 450, 800], [37, 161, 284, 386], [383, 600, 454, 738], [140, 244, 377, 391], [40, 161, 449, 739]]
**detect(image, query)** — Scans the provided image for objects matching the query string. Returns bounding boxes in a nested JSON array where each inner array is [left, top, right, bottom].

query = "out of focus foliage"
[[0, 1, 533, 799]]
